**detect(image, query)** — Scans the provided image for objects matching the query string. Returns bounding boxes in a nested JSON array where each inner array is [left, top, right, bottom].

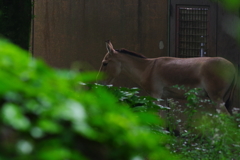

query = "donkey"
[[98, 40, 237, 115]]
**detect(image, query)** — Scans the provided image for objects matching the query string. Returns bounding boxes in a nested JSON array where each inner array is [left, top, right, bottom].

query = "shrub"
[[0, 39, 179, 160], [167, 86, 240, 159]]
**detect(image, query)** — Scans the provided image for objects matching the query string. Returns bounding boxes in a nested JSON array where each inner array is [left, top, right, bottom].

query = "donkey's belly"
[[161, 87, 185, 99], [161, 86, 207, 99]]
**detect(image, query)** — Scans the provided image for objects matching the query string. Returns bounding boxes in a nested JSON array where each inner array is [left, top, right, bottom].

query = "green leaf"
[[37, 119, 62, 134], [2, 103, 30, 130]]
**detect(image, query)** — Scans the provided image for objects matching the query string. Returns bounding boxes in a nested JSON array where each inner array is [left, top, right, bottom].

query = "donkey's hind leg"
[[203, 82, 230, 115], [208, 95, 230, 115]]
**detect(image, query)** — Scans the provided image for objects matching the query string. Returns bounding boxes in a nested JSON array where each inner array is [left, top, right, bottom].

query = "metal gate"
[[176, 6, 209, 58], [169, 0, 217, 58]]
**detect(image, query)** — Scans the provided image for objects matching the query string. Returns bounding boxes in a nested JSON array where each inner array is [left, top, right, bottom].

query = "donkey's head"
[[97, 40, 122, 84]]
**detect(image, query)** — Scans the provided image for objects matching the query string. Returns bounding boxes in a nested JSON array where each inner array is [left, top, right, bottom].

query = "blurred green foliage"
[[0, 39, 179, 160]]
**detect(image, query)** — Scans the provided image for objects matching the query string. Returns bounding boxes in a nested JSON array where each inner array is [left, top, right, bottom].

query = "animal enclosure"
[[31, 0, 240, 107]]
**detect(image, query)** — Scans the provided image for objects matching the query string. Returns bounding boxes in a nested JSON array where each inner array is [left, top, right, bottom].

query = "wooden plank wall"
[[32, 0, 168, 88]]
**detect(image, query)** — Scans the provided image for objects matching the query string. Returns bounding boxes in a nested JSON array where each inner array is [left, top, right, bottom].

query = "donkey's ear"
[[105, 40, 115, 54]]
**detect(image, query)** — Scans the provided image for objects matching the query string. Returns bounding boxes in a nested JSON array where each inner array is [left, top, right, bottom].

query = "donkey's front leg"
[[150, 91, 169, 126]]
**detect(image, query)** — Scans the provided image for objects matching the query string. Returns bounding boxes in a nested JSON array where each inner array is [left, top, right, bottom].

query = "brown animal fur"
[[98, 41, 237, 115]]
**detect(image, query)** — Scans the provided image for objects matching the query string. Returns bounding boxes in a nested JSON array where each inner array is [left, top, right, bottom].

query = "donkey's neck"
[[119, 55, 154, 87]]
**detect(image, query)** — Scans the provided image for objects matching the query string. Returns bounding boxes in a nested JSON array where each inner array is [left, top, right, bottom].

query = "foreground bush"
[[0, 39, 179, 160], [2, 39, 239, 160]]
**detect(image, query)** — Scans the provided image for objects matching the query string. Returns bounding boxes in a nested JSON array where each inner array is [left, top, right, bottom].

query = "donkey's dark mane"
[[116, 49, 147, 59]]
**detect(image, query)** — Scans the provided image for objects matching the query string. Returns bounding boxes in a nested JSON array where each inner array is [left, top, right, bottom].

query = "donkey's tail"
[[225, 69, 238, 115]]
